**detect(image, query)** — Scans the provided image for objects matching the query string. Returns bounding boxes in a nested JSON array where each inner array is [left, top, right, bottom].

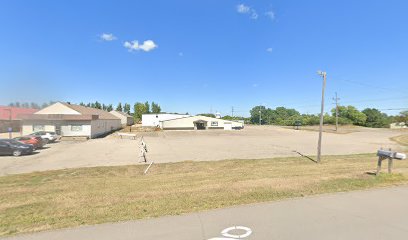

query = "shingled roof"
[[60, 102, 120, 120]]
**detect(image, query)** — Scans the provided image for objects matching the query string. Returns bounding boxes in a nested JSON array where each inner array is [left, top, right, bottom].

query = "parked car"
[[29, 131, 60, 143], [14, 136, 46, 149], [0, 139, 34, 156]]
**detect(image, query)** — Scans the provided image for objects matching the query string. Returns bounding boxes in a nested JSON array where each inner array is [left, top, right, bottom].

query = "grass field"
[[1, 154, 408, 236], [391, 134, 408, 147]]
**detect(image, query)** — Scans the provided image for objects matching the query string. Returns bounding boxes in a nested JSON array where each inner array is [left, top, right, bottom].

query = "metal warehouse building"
[[142, 113, 190, 127], [160, 115, 244, 130]]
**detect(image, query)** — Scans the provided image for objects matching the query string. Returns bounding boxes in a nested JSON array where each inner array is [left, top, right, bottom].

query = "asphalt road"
[[4, 185, 408, 240]]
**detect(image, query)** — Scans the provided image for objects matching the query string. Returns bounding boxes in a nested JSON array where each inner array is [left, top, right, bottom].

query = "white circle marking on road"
[[221, 226, 252, 239]]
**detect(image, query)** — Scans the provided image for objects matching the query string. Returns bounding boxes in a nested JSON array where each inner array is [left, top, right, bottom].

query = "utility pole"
[[332, 92, 340, 132], [259, 106, 262, 125], [317, 71, 327, 163], [231, 106, 234, 117]]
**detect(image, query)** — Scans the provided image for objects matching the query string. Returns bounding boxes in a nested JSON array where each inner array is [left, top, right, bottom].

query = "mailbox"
[[376, 149, 406, 175], [377, 150, 406, 160]]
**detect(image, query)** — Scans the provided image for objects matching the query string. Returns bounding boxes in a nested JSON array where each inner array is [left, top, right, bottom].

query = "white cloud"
[[265, 11, 275, 20], [123, 40, 158, 52], [266, 47, 273, 52], [178, 52, 183, 57], [237, 4, 258, 20], [100, 33, 117, 41], [236, 4, 250, 13], [252, 83, 259, 87], [251, 10, 258, 19]]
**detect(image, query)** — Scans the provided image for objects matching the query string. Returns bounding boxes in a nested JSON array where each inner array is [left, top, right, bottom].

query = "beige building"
[[21, 102, 122, 138], [110, 110, 134, 126], [160, 115, 244, 130]]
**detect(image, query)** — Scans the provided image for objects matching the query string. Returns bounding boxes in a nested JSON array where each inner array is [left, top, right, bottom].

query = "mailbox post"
[[376, 149, 406, 175]]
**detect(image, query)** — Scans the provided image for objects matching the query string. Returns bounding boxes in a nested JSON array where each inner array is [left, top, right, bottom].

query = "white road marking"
[[208, 226, 252, 240]]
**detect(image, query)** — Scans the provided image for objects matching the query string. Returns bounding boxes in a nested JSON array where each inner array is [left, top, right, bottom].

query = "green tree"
[[123, 103, 131, 114], [94, 101, 102, 109], [30, 102, 40, 109], [151, 102, 161, 113], [335, 105, 367, 126], [395, 111, 408, 123], [116, 103, 123, 112], [198, 113, 216, 118], [144, 101, 150, 113], [250, 105, 267, 124], [41, 102, 49, 108], [362, 108, 390, 128], [134, 102, 148, 122], [106, 104, 113, 112]]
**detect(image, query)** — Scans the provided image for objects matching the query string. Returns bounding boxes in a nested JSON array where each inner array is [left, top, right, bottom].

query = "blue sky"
[[0, 0, 407, 116]]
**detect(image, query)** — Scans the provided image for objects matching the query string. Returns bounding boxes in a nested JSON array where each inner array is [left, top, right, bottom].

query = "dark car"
[[0, 139, 34, 156]]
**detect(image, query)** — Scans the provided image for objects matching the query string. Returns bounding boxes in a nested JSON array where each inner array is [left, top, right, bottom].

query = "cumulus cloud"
[[123, 40, 158, 52], [100, 33, 117, 41], [265, 11, 275, 20], [236, 4, 250, 13], [237, 4, 258, 19], [266, 48, 273, 52]]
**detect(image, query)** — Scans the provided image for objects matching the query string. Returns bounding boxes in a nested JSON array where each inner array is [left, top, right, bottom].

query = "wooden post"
[[388, 158, 393, 174], [376, 156, 383, 176]]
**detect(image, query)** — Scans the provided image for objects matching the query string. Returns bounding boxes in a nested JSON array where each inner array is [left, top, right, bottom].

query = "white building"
[[110, 110, 134, 126], [21, 102, 122, 138], [142, 113, 190, 127], [160, 115, 244, 130]]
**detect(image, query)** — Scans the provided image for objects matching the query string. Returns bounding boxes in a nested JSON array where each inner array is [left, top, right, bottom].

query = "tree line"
[[7, 101, 162, 122], [249, 105, 407, 128], [78, 101, 161, 122], [8, 101, 56, 109]]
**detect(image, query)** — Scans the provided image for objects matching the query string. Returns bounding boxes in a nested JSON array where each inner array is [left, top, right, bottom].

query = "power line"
[[335, 78, 406, 94]]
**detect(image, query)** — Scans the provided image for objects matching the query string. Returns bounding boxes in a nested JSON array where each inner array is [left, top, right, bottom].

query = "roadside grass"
[[391, 134, 408, 147], [281, 125, 362, 134], [2, 154, 408, 236]]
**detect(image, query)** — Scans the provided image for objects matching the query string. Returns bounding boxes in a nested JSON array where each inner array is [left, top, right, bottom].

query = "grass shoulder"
[[1, 153, 408, 236]]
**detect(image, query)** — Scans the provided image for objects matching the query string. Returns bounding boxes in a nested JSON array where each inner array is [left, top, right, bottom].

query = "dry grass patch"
[[391, 134, 408, 147], [1, 154, 408, 236]]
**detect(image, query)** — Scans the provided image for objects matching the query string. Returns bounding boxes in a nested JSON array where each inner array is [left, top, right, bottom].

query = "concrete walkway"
[[3, 185, 408, 240]]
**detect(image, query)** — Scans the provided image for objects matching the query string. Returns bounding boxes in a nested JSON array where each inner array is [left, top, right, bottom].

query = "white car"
[[29, 131, 60, 143]]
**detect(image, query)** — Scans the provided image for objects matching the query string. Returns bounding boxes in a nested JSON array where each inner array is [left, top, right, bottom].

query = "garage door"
[[224, 122, 232, 130]]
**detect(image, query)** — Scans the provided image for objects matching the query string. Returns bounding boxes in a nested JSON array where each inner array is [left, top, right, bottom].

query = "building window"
[[211, 121, 218, 126], [33, 125, 45, 132], [71, 125, 83, 131]]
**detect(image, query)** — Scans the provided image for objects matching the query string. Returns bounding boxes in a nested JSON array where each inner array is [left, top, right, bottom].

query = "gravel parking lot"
[[0, 126, 405, 176]]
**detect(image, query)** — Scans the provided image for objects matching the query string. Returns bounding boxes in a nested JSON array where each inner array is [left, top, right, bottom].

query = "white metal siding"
[[90, 119, 121, 138], [142, 114, 189, 127], [161, 116, 244, 130]]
